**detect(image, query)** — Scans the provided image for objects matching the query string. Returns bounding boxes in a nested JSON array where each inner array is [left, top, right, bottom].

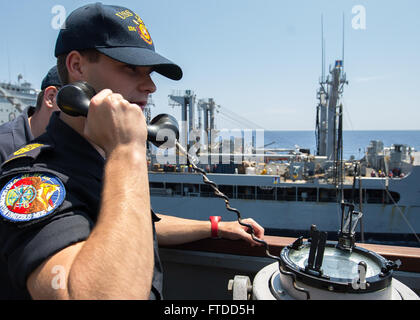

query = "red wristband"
[[209, 216, 222, 239]]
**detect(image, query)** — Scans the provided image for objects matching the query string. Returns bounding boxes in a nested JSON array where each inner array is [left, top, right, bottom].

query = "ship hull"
[[151, 195, 420, 245], [149, 163, 420, 247]]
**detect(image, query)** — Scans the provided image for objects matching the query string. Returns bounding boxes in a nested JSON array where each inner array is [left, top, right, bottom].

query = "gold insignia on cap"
[[115, 9, 133, 20]]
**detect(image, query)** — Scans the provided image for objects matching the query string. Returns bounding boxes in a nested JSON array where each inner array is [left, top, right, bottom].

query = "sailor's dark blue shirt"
[[0, 106, 35, 164], [0, 111, 163, 299]]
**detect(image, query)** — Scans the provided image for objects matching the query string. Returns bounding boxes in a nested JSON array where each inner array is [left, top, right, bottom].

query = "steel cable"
[[176, 142, 281, 260]]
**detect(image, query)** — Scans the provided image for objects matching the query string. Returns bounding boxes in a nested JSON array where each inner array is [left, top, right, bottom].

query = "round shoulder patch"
[[0, 173, 66, 223]]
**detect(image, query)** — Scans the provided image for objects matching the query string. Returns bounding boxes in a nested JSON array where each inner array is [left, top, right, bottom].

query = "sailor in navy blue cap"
[[0, 3, 264, 300], [0, 66, 62, 163], [54, 2, 182, 84]]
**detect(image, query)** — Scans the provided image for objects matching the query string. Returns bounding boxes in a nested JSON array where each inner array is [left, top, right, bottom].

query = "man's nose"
[[139, 74, 157, 94]]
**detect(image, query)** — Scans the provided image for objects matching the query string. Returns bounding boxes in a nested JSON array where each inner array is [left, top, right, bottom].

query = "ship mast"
[[169, 90, 197, 152], [315, 15, 348, 181], [316, 15, 327, 157]]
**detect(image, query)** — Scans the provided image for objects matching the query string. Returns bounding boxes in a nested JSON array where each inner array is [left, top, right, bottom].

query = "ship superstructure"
[[0, 75, 38, 124]]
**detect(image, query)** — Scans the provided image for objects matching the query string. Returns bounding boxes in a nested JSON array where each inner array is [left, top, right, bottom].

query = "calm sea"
[[264, 130, 420, 160]]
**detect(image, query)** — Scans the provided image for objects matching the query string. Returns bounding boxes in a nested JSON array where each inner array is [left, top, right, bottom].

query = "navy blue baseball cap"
[[41, 66, 62, 90], [54, 2, 182, 81]]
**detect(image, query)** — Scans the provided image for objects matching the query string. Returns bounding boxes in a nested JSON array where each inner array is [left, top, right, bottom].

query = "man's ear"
[[66, 50, 85, 82], [43, 86, 59, 109]]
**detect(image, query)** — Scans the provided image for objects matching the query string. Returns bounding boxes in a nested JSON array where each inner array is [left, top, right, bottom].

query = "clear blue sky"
[[0, 0, 419, 130]]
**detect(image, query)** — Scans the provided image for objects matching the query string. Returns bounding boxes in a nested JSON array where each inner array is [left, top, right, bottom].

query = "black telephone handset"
[[56, 81, 179, 147]]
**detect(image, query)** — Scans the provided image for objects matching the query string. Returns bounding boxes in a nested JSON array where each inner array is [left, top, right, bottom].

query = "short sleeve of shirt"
[[0, 204, 93, 291], [0, 132, 15, 164]]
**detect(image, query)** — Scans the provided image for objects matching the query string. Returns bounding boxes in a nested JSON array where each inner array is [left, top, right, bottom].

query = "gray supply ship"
[[146, 58, 420, 247]]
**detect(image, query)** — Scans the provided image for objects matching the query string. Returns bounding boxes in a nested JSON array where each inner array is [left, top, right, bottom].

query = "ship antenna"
[[342, 12, 345, 71], [321, 14, 325, 82], [7, 44, 11, 83]]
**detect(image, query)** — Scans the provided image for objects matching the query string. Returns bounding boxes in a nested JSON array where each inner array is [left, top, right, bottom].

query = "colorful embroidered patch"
[[0, 173, 65, 223], [137, 24, 152, 44]]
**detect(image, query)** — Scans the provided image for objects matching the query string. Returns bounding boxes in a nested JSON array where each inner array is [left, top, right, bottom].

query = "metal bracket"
[[228, 275, 252, 300], [305, 225, 327, 276], [337, 202, 363, 252]]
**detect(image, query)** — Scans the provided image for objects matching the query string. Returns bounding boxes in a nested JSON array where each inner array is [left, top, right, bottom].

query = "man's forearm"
[[68, 145, 154, 299], [155, 214, 211, 246], [155, 214, 265, 248]]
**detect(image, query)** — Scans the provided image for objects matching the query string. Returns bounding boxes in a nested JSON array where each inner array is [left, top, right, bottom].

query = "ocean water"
[[264, 130, 420, 160]]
